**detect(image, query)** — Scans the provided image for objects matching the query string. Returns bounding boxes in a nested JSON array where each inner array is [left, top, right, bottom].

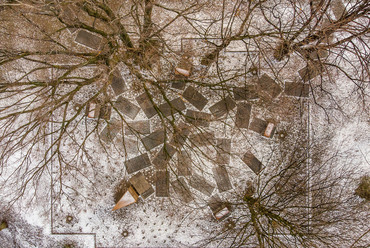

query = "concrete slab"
[[125, 153, 151, 174], [185, 110, 212, 127], [213, 165, 232, 192], [182, 86, 208, 111], [215, 138, 231, 165], [114, 96, 140, 120], [188, 173, 215, 196], [125, 120, 151, 136], [176, 150, 192, 177], [110, 69, 127, 96], [141, 130, 166, 151], [284, 82, 309, 97], [258, 74, 282, 98], [249, 118, 268, 135], [156, 170, 169, 197], [209, 96, 236, 118], [158, 97, 186, 117], [242, 151, 262, 174], [129, 172, 154, 199], [136, 92, 157, 118], [233, 85, 258, 101], [235, 102, 252, 129], [75, 30, 102, 50], [172, 178, 193, 203]]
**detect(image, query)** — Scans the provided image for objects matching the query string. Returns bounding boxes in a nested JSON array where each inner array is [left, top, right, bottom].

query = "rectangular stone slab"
[[185, 110, 212, 127], [209, 96, 236, 118], [111, 69, 127, 96], [116, 137, 140, 154], [169, 124, 191, 148], [114, 96, 140, 120], [152, 144, 177, 170], [258, 74, 282, 98], [235, 102, 252, 129], [213, 165, 232, 192], [129, 172, 154, 199], [176, 150, 192, 177], [233, 85, 258, 101], [182, 86, 208, 111], [158, 97, 186, 117], [190, 131, 215, 147], [100, 120, 122, 143], [188, 173, 215, 196], [125, 120, 151, 136], [284, 82, 309, 97], [141, 130, 166, 151], [171, 178, 193, 203], [156, 170, 169, 197], [75, 30, 102, 50], [125, 153, 151, 174], [242, 151, 262, 174], [249, 118, 268, 135], [215, 139, 231, 165], [136, 92, 157, 118]]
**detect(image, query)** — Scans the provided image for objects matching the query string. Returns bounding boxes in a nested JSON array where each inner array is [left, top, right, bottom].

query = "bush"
[[355, 176, 370, 201]]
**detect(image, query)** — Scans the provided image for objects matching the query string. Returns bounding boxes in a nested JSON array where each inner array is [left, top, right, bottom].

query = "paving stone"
[[176, 150, 192, 177], [185, 110, 212, 127], [75, 30, 102, 50], [171, 178, 193, 203], [188, 173, 215, 196], [115, 96, 141, 120], [215, 138, 231, 165], [156, 170, 169, 197], [111, 69, 127, 96], [242, 151, 262, 174], [182, 86, 208, 111], [235, 102, 252, 129], [158, 97, 186, 117], [136, 92, 157, 118], [209, 96, 236, 118], [141, 130, 166, 151], [284, 82, 309, 97], [190, 131, 215, 147], [213, 165, 232, 192], [257, 74, 282, 98], [129, 172, 154, 199], [125, 120, 151, 136], [152, 144, 177, 170], [298, 63, 323, 82], [249, 118, 268, 135], [233, 85, 258, 101], [100, 120, 122, 143], [125, 153, 151, 174]]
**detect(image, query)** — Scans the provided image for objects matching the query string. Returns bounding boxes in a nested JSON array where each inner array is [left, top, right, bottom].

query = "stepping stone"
[[176, 150, 192, 177], [242, 151, 262, 174], [171, 80, 186, 90], [284, 82, 309, 97], [213, 165, 232, 192], [185, 110, 212, 127], [215, 138, 231, 165], [125, 120, 151, 136], [110, 69, 127, 96], [129, 172, 154, 199], [190, 131, 215, 147], [125, 153, 151, 174], [152, 144, 177, 170], [75, 30, 102, 50], [156, 170, 169, 197], [100, 120, 122, 143], [235, 102, 252, 129], [115, 96, 140, 120], [233, 85, 258, 101], [158, 97, 186, 117], [298, 63, 323, 82], [188, 173, 215, 196], [141, 130, 166, 151], [136, 92, 157, 118], [208, 195, 231, 221], [182, 86, 208, 111], [257, 74, 282, 98], [171, 178, 193, 203], [209, 96, 236, 118]]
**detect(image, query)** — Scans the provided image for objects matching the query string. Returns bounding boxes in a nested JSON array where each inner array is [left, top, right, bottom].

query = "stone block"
[[182, 86, 208, 111], [114, 96, 140, 120], [176, 150, 192, 177], [125, 153, 151, 174], [152, 144, 177, 170], [158, 97, 186, 117], [110, 69, 127, 96], [235, 102, 252, 129], [129, 172, 154, 199], [75, 30, 102, 50], [188, 173, 215, 196], [213, 165, 232, 192], [125, 120, 151, 136], [215, 138, 231, 165], [209, 96, 236, 118], [156, 170, 169, 197], [136, 92, 157, 118], [141, 130, 166, 151], [242, 151, 262, 174], [171, 178, 193, 203], [284, 82, 309, 97], [233, 85, 258, 101], [100, 120, 122, 143], [258, 74, 282, 98], [185, 110, 212, 127]]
